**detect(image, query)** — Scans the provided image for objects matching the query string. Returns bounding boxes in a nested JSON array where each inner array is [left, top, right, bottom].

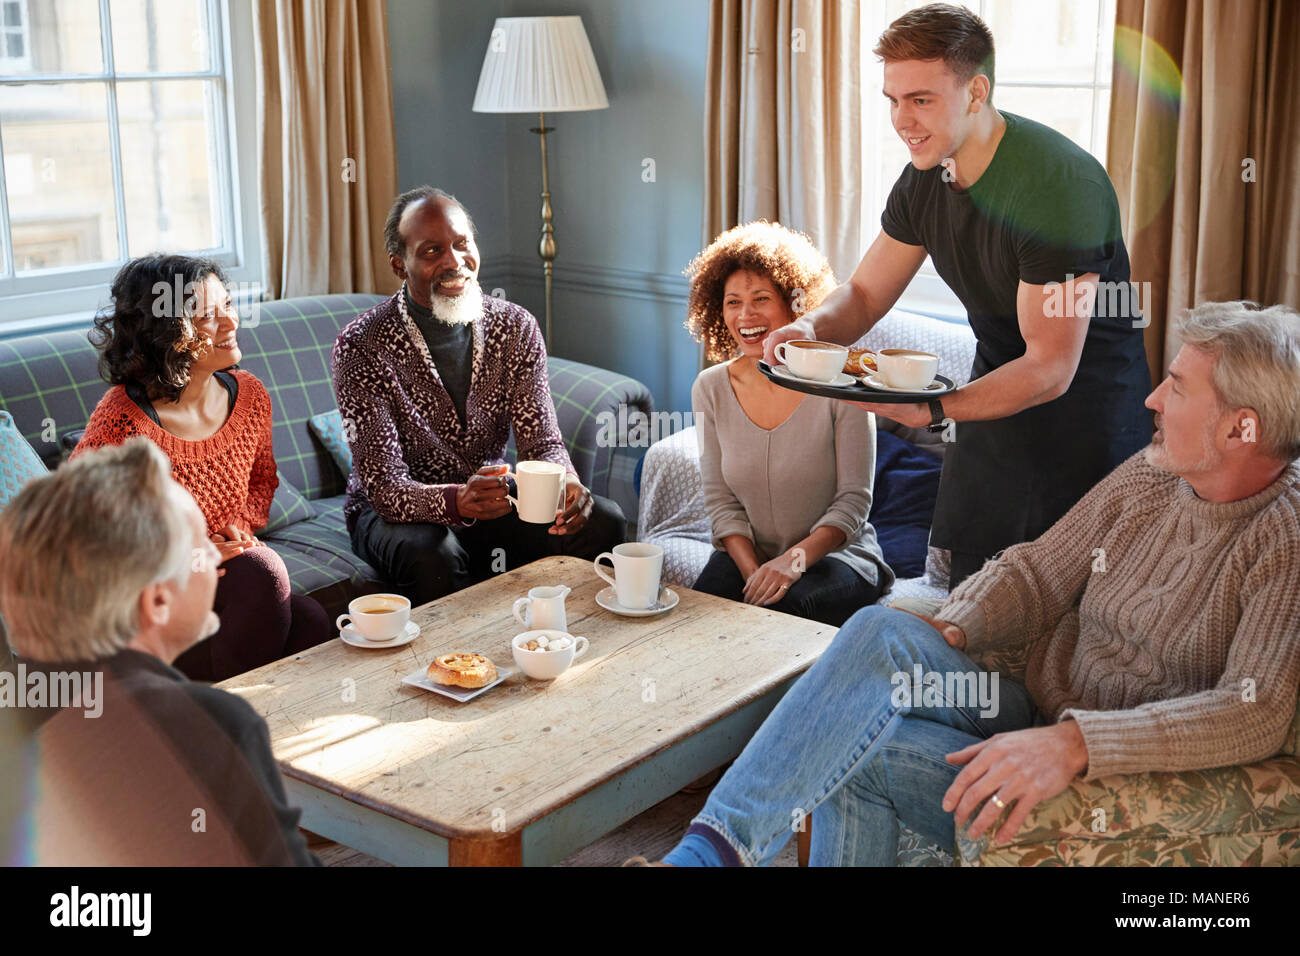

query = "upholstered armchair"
[[887, 596, 1300, 866]]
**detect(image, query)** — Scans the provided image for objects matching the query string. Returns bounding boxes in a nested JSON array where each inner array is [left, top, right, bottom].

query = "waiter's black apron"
[[929, 336, 1151, 563]]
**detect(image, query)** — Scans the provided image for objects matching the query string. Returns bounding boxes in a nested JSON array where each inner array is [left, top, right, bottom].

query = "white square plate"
[[401, 663, 517, 703]]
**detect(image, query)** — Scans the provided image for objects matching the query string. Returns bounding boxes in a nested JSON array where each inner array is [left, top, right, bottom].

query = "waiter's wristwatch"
[[925, 397, 948, 432]]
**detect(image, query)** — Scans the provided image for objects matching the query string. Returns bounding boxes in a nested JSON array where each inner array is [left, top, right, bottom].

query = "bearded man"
[[333, 186, 625, 605]]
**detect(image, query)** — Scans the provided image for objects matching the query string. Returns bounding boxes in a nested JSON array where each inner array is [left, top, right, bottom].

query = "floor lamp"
[[472, 16, 609, 350]]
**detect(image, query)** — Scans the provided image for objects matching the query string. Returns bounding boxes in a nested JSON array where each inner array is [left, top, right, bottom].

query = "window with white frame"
[[1, 0, 32, 73], [0, 0, 259, 326], [860, 0, 1117, 318]]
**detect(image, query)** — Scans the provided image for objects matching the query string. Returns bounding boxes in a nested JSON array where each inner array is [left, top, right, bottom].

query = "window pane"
[[110, 0, 211, 73], [117, 78, 222, 255], [0, 0, 104, 76], [1, 82, 121, 271], [981, 0, 1101, 86], [994, 86, 1100, 158]]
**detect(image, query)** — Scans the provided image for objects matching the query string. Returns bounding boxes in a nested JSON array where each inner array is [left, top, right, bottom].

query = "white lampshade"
[[472, 16, 609, 114]]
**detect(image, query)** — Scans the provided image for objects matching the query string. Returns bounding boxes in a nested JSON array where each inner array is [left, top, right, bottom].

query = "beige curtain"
[[704, 0, 862, 281], [254, 0, 400, 298], [1107, 0, 1300, 382]]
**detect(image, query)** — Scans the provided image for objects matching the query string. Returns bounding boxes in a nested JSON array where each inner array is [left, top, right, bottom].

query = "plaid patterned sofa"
[[0, 294, 654, 620]]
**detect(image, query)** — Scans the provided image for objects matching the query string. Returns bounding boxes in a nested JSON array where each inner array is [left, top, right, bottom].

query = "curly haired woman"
[[684, 222, 893, 626], [73, 254, 330, 681]]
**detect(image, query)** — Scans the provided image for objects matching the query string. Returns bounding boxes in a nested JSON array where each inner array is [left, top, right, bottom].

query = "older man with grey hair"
[[0, 438, 317, 865], [652, 300, 1300, 867]]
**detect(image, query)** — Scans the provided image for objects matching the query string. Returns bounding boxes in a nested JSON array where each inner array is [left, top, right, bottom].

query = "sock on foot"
[[661, 823, 741, 867]]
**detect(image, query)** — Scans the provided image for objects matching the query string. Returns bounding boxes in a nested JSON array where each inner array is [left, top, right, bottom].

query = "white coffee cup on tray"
[[505, 460, 566, 523], [594, 542, 664, 609], [512, 585, 570, 631], [335, 593, 410, 642], [856, 348, 939, 390], [774, 339, 849, 383]]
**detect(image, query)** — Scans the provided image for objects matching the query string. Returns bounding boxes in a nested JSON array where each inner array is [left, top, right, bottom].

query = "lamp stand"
[[530, 111, 556, 350]]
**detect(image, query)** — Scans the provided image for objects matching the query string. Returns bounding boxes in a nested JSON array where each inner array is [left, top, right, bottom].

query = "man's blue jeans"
[[690, 605, 1040, 866]]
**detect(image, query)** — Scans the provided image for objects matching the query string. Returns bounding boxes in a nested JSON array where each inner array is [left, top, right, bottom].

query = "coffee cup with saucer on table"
[[593, 543, 680, 616], [335, 593, 419, 648]]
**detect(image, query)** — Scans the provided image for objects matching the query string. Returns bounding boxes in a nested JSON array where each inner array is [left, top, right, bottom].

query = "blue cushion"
[[0, 411, 49, 510], [259, 470, 317, 535], [308, 409, 353, 480], [871, 430, 942, 578]]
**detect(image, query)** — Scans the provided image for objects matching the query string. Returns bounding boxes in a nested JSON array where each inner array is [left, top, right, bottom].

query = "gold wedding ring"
[[990, 793, 1006, 810]]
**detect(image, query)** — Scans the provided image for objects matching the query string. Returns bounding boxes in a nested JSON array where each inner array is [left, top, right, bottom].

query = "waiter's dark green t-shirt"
[[880, 111, 1151, 567]]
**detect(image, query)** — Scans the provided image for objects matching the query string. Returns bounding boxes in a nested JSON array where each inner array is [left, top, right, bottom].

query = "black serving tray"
[[759, 361, 956, 404]]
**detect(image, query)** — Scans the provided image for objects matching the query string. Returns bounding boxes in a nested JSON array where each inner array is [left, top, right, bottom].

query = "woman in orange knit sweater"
[[74, 254, 330, 681]]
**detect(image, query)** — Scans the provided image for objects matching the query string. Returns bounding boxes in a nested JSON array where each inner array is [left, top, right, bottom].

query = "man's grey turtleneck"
[[405, 286, 474, 423]]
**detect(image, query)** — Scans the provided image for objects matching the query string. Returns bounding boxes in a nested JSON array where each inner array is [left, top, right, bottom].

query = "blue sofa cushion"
[[871, 430, 942, 579], [307, 409, 353, 480], [0, 410, 49, 509]]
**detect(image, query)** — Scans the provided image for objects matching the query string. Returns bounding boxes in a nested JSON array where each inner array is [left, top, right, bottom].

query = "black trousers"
[[350, 494, 627, 607], [692, 549, 883, 628]]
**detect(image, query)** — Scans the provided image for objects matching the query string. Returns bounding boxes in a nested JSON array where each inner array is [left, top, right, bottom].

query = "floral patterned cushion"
[[957, 756, 1300, 866], [882, 596, 1300, 867]]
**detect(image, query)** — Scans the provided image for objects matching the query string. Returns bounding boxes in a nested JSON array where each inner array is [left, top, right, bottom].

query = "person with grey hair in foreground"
[[0, 438, 317, 865], [644, 301, 1300, 867]]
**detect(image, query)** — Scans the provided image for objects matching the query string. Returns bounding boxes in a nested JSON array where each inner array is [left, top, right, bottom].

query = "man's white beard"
[[1144, 414, 1223, 475], [429, 278, 484, 326]]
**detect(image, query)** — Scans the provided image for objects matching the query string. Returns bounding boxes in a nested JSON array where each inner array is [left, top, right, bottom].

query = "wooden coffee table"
[[218, 555, 837, 865]]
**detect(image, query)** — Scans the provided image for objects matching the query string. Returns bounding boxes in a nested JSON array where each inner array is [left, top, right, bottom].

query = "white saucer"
[[340, 620, 420, 649], [859, 371, 945, 393], [595, 586, 680, 617], [771, 365, 858, 388], [401, 662, 517, 702]]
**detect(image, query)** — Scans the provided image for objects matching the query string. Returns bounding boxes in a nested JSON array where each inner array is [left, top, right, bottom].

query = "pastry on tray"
[[426, 653, 498, 688], [843, 348, 875, 375]]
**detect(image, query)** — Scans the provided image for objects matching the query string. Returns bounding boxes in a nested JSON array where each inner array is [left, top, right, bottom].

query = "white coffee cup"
[[336, 593, 410, 642], [594, 542, 664, 609], [512, 584, 570, 631], [512, 629, 590, 680], [857, 348, 939, 390], [506, 460, 566, 524], [774, 339, 849, 382]]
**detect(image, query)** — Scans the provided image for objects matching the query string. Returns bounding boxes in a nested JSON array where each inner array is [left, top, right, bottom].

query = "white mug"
[[774, 339, 849, 382], [336, 593, 410, 642], [506, 460, 566, 524], [857, 348, 939, 390], [512, 585, 570, 631], [594, 542, 664, 609]]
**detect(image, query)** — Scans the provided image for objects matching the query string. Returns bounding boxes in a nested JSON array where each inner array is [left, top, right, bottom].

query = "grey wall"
[[386, 0, 511, 288], [386, 0, 708, 413]]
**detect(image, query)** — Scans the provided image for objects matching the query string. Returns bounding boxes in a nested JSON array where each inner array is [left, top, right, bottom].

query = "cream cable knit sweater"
[[938, 451, 1300, 780]]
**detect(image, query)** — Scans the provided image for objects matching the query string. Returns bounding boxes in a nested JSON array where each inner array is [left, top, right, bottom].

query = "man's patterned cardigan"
[[331, 291, 576, 529]]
